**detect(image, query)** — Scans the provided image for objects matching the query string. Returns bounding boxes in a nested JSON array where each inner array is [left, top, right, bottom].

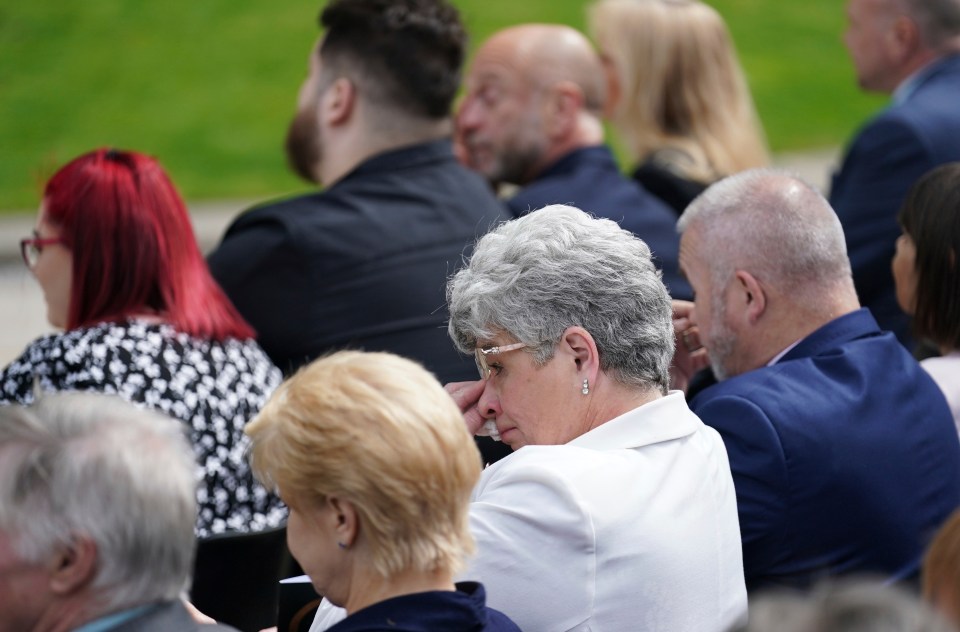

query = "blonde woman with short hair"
[[246, 351, 520, 632], [589, 0, 769, 213]]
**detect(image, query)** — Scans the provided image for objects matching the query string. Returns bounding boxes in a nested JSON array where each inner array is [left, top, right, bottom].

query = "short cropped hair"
[[447, 204, 674, 393], [318, 0, 466, 120], [897, 163, 960, 350], [0, 393, 197, 612], [743, 579, 953, 632], [679, 169, 854, 308], [901, 0, 960, 50], [43, 148, 255, 340], [246, 351, 481, 578], [589, 0, 768, 182]]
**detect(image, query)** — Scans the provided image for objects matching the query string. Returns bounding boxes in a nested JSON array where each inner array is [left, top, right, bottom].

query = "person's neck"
[[343, 567, 456, 616], [321, 118, 452, 187], [520, 116, 605, 185], [752, 299, 859, 368], [580, 376, 662, 436], [30, 595, 101, 632]]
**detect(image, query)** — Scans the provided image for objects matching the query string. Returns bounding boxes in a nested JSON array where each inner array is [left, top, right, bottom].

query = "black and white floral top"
[[0, 320, 287, 537]]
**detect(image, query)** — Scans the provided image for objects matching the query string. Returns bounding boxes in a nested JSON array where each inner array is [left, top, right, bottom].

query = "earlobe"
[[545, 82, 583, 139], [324, 78, 356, 127], [327, 497, 358, 548], [890, 15, 919, 59], [735, 271, 766, 325], [49, 536, 97, 595], [561, 326, 600, 378]]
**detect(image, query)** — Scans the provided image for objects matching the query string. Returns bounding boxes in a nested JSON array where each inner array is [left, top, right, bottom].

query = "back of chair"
[[191, 526, 295, 632]]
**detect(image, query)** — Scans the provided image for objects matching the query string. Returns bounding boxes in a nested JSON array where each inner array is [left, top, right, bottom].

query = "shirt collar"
[[567, 391, 700, 451], [72, 604, 155, 632]]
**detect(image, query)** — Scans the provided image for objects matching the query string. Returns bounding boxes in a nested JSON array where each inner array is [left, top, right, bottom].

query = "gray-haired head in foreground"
[[740, 578, 954, 632], [447, 204, 674, 393], [0, 393, 197, 612], [678, 168, 855, 308]]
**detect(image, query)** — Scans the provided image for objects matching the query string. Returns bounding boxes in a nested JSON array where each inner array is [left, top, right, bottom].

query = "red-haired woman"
[[4, 148, 285, 536]]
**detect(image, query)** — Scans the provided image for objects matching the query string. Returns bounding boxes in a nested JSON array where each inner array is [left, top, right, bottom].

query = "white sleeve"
[[459, 452, 596, 631]]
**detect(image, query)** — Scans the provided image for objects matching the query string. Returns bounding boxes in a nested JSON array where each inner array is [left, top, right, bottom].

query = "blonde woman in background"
[[589, 0, 769, 214], [245, 351, 520, 632]]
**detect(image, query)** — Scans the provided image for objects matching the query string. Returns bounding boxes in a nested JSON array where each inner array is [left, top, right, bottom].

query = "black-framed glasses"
[[474, 342, 527, 380], [20, 236, 63, 268]]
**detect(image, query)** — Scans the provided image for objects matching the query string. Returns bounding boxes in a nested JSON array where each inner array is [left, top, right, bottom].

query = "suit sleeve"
[[692, 394, 789, 583], [207, 213, 306, 371], [462, 459, 595, 631], [829, 117, 935, 303]]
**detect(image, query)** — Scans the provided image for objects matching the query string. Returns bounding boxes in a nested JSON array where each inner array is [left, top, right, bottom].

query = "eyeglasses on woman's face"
[[474, 342, 528, 380], [20, 235, 64, 268]]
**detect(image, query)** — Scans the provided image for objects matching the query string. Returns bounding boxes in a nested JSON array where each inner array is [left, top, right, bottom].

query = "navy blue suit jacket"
[[830, 54, 960, 346], [507, 146, 691, 300], [207, 140, 507, 380], [690, 309, 960, 591]]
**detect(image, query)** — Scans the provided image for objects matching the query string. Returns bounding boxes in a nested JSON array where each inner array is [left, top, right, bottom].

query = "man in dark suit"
[[672, 170, 960, 592], [830, 0, 960, 346], [0, 394, 239, 632], [456, 24, 691, 301], [208, 0, 507, 380]]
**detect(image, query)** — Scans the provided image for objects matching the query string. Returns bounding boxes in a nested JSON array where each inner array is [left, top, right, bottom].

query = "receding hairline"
[[475, 23, 605, 111]]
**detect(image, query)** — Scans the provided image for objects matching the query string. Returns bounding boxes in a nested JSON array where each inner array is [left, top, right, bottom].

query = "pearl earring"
[[581, 378, 589, 395]]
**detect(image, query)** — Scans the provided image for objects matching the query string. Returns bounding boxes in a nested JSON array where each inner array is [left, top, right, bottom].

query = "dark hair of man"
[[318, 0, 466, 120], [898, 162, 960, 350]]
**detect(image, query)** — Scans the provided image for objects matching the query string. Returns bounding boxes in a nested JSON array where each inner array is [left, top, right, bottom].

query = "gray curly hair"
[[447, 204, 674, 393]]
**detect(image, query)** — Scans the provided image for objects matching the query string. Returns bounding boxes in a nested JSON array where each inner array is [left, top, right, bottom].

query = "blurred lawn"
[[0, 0, 886, 211]]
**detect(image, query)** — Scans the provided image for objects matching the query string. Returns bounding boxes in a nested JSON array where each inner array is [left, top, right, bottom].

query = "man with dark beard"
[[207, 0, 507, 382], [671, 168, 960, 593]]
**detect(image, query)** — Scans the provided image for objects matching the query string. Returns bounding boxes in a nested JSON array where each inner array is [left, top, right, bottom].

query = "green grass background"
[[0, 0, 886, 211]]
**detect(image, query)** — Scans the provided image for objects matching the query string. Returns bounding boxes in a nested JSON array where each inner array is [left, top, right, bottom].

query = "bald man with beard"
[[457, 24, 691, 301]]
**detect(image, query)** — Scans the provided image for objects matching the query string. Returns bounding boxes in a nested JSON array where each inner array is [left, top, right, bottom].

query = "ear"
[[889, 15, 920, 61], [321, 77, 356, 128], [558, 326, 600, 382], [543, 81, 584, 140], [48, 535, 98, 595], [733, 270, 767, 325], [599, 54, 620, 119], [326, 496, 359, 548]]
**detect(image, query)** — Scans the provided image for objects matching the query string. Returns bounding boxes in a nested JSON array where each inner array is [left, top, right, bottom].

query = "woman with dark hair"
[[893, 162, 960, 430], [6, 148, 286, 536]]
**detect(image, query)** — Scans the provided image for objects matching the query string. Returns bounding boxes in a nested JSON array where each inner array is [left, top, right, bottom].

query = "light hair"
[[899, 0, 960, 50], [743, 579, 954, 632], [0, 393, 197, 612], [589, 0, 768, 183], [447, 204, 674, 393], [678, 169, 855, 309], [246, 351, 481, 579], [923, 509, 960, 619]]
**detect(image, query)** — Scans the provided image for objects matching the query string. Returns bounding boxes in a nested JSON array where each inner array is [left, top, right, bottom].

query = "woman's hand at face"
[[444, 380, 487, 435]]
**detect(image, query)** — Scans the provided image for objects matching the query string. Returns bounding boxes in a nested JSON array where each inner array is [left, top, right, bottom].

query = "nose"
[[457, 95, 482, 133], [476, 378, 501, 420]]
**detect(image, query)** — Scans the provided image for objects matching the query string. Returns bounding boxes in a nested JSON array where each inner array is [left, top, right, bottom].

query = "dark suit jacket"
[[207, 140, 507, 380], [690, 309, 960, 592], [507, 146, 692, 300], [830, 54, 960, 346], [110, 601, 240, 632]]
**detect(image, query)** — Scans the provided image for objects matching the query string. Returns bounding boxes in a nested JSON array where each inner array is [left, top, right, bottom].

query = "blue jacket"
[[830, 54, 960, 346], [507, 146, 691, 300], [691, 309, 960, 591], [326, 583, 520, 632]]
